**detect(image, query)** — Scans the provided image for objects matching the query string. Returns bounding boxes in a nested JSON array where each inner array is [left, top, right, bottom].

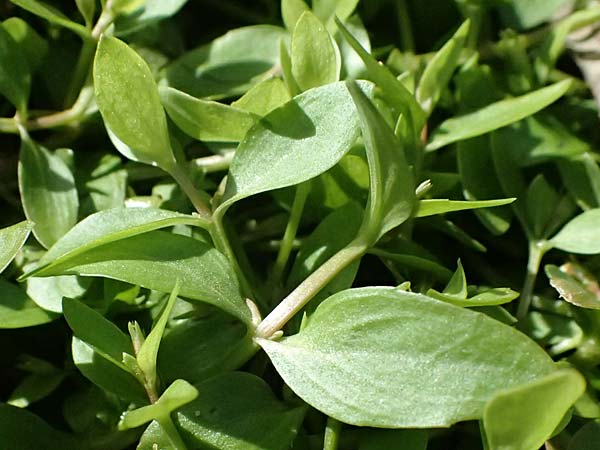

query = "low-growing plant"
[[2, 0, 600, 449]]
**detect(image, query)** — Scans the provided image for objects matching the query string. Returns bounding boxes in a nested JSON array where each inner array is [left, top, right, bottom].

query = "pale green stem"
[[270, 182, 310, 286], [323, 417, 341, 450], [158, 415, 188, 450], [516, 240, 549, 324], [168, 164, 212, 220], [256, 240, 368, 338], [191, 152, 234, 173], [64, 39, 95, 107]]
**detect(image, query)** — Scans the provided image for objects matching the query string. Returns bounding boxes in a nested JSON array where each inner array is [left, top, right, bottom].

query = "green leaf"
[[75, 0, 95, 27], [63, 297, 133, 369], [18, 139, 78, 249], [258, 287, 556, 427], [415, 198, 515, 218], [559, 153, 600, 210], [217, 81, 374, 214], [546, 264, 600, 309], [7, 357, 64, 408], [0, 220, 33, 273], [0, 279, 57, 329], [337, 14, 370, 79], [25, 274, 90, 313], [24, 206, 207, 279], [416, 20, 469, 115], [3, 17, 48, 74], [111, 0, 145, 16], [71, 336, 147, 402], [163, 25, 287, 100], [281, 0, 309, 30], [137, 281, 180, 393], [0, 403, 77, 450], [231, 77, 291, 116], [291, 11, 340, 91], [359, 429, 428, 450], [94, 36, 176, 171], [159, 86, 257, 142], [483, 369, 585, 450], [526, 174, 559, 239], [336, 18, 425, 134], [549, 209, 600, 254], [426, 80, 572, 151], [171, 372, 305, 450], [313, 0, 359, 27], [158, 311, 256, 384], [436, 259, 467, 299], [0, 24, 31, 115], [9, 0, 89, 38], [120, 379, 199, 429], [568, 421, 600, 450], [114, 0, 189, 35], [499, 0, 571, 29], [347, 81, 415, 242], [35, 230, 251, 324]]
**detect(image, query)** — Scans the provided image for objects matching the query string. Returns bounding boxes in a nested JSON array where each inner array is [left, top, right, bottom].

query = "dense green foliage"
[[1, 0, 600, 449]]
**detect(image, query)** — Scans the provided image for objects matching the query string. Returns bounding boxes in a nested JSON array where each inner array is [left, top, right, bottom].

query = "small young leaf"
[[347, 81, 414, 242], [434, 259, 468, 299], [291, 11, 340, 91], [137, 281, 181, 395], [110, 0, 145, 16], [259, 287, 556, 428], [18, 139, 79, 249], [159, 86, 257, 142], [281, 0, 309, 30], [163, 25, 287, 99], [526, 174, 559, 239], [231, 77, 291, 116], [426, 80, 572, 151], [75, 0, 96, 27], [119, 379, 199, 429], [0, 279, 57, 329], [416, 20, 470, 115], [36, 230, 251, 324], [0, 24, 31, 115], [549, 209, 600, 254], [0, 220, 33, 273], [415, 198, 515, 218], [313, 0, 359, 27], [483, 369, 585, 450], [94, 36, 176, 171], [217, 81, 374, 214], [9, 0, 89, 38], [165, 372, 305, 450], [24, 206, 207, 279]]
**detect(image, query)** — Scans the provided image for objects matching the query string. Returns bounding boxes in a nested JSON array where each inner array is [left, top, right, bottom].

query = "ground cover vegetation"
[[1, 0, 600, 448]]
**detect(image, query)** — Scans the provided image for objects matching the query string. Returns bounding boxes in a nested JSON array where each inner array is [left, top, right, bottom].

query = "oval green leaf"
[[483, 369, 585, 450], [291, 11, 340, 91], [18, 139, 78, 249], [218, 80, 374, 214], [258, 287, 556, 427], [94, 36, 176, 170], [0, 23, 31, 114], [549, 209, 600, 254], [159, 86, 257, 142]]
